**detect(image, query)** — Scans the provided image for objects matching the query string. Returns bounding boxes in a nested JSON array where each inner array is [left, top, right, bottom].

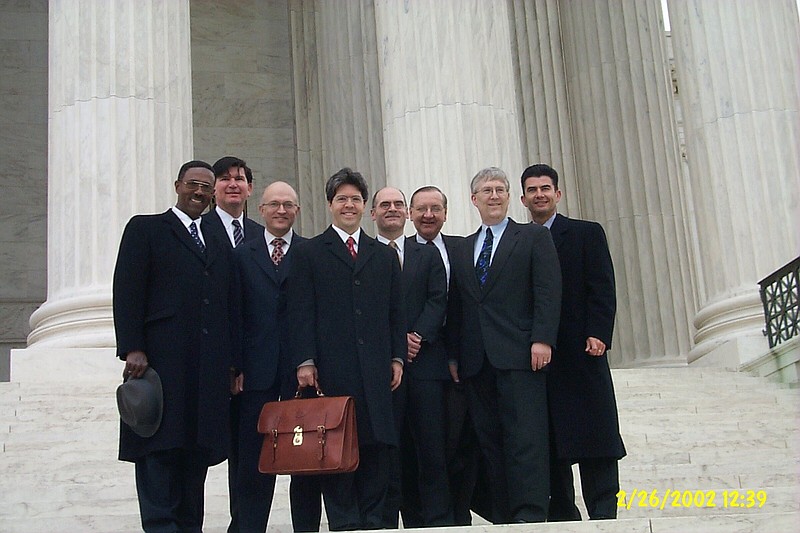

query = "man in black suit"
[[201, 156, 263, 532], [230, 181, 304, 532], [408, 186, 485, 525], [446, 167, 562, 524], [370, 187, 452, 527], [203, 156, 264, 249], [521, 164, 625, 520], [114, 160, 239, 532], [287, 168, 406, 531]]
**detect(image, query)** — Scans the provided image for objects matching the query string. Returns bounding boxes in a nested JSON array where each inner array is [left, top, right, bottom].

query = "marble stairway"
[[1, 367, 798, 533]]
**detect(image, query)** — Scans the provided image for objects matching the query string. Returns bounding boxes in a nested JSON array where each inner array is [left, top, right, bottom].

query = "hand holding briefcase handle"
[[257, 386, 359, 475]]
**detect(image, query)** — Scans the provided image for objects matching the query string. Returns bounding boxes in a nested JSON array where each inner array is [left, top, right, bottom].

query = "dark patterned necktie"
[[389, 240, 402, 269], [346, 236, 357, 260], [232, 219, 244, 247], [271, 237, 285, 265], [189, 221, 205, 252], [475, 228, 493, 286]]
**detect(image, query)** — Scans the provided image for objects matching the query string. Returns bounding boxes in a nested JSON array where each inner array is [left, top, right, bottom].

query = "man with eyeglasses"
[[229, 181, 305, 532], [408, 185, 485, 525], [370, 187, 451, 528], [446, 167, 561, 523], [113, 160, 240, 532], [286, 168, 406, 531]]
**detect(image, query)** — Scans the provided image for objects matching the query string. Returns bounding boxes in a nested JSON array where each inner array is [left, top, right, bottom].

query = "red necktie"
[[271, 237, 285, 265], [346, 236, 357, 260]]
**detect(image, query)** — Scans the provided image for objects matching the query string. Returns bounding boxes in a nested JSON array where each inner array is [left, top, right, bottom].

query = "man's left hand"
[[585, 337, 606, 356], [531, 342, 552, 371], [390, 360, 403, 391]]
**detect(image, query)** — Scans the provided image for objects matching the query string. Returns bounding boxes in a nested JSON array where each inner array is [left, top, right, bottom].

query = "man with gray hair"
[[446, 167, 562, 523]]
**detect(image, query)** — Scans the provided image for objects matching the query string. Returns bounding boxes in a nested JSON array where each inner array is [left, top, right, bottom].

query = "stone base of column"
[[11, 347, 119, 383], [27, 293, 114, 349]]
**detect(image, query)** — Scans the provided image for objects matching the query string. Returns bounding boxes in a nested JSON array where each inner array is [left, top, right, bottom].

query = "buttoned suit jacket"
[[113, 210, 238, 464], [233, 233, 306, 392], [447, 219, 562, 379], [202, 208, 264, 249], [402, 237, 448, 380], [287, 226, 406, 446], [546, 213, 625, 460]]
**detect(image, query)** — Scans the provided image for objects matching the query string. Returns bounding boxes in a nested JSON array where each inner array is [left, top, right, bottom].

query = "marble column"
[[558, 0, 696, 367], [25, 0, 195, 349], [667, 0, 800, 365], [290, 0, 387, 236], [509, 0, 579, 217], [372, 0, 525, 235]]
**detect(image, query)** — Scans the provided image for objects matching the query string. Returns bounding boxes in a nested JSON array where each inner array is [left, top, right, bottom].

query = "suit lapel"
[[249, 237, 279, 283], [549, 213, 569, 251], [481, 220, 520, 294], [462, 230, 482, 299], [323, 226, 356, 269], [402, 240, 421, 298], [354, 234, 377, 275]]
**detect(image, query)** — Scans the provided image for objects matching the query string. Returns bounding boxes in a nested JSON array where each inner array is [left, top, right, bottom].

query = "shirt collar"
[[377, 234, 405, 254], [542, 212, 557, 229], [265, 228, 293, 246], [171, 206, 201, 227], [331, 225, 361, 244], [215, 205, 244, 228]]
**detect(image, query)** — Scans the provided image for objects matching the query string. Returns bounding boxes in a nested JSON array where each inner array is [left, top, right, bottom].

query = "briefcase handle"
[[295, 385, 325, 399]]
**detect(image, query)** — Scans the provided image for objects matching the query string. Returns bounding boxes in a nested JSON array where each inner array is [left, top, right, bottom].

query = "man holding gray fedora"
[[113, 160, 240, 532]]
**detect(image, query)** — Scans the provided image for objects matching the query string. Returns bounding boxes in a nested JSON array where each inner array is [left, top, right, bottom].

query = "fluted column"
[[373, 0, 525, 235], [291, 0, 387, 236], [667, 0, 800, 365], [27, 0, 194, 348], [559, 0, 696, 367], [509, 0, 579, 217]]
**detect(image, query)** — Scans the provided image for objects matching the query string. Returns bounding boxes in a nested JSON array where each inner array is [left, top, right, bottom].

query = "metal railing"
[[759, 256, 800, 348]]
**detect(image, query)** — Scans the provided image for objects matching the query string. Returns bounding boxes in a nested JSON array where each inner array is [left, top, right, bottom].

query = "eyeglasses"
[[181, 180, 214, 193], [376, 200, 406, 210], [411, 205, 444, 214], [332, 195, 365, 205], [474, 186, 509, 197], [260, 201, 298, 211]]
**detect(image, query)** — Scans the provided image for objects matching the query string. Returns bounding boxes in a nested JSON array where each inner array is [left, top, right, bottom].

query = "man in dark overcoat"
[[446, 167, 562, 524], [521, 163, 626, 520], [287, 168, 406, 531], [113, 160, 239, 532]]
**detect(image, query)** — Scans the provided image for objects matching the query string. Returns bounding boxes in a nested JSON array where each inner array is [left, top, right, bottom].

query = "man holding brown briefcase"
[[286, 168, 406, 531]]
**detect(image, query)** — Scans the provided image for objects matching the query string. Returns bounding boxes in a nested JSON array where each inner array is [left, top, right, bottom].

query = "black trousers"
[[320, 443, 392, 530], [228, 387, 281, 533], [465, 361, 549, 523], [444, 380, 481, 526], [549, 456, 620, 520], [135, 448, 209, 533], [385, 377, 453, 528]]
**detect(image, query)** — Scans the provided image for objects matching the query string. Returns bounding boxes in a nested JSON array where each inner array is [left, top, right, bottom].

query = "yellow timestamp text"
[[616, 489, 768, 510]]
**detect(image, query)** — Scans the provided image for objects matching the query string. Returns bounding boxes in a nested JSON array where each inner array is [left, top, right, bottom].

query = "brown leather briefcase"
[[257, 389, 359, 475]]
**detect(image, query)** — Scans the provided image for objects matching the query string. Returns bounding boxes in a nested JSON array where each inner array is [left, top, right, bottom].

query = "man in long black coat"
[[113, 160, 239, 532], [446, 167, 562, 524], [287, 168, 406, 531], [521, 163, 626, 520]]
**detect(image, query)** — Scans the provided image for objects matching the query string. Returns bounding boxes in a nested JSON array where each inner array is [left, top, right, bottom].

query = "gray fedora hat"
[[116, 367, 163, 438]]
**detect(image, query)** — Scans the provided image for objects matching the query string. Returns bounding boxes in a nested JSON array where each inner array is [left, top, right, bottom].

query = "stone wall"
[[0, 1, 48, 380]]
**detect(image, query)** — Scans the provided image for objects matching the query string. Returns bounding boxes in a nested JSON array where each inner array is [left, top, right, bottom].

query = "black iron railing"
[[759, 256, 800, 348]]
